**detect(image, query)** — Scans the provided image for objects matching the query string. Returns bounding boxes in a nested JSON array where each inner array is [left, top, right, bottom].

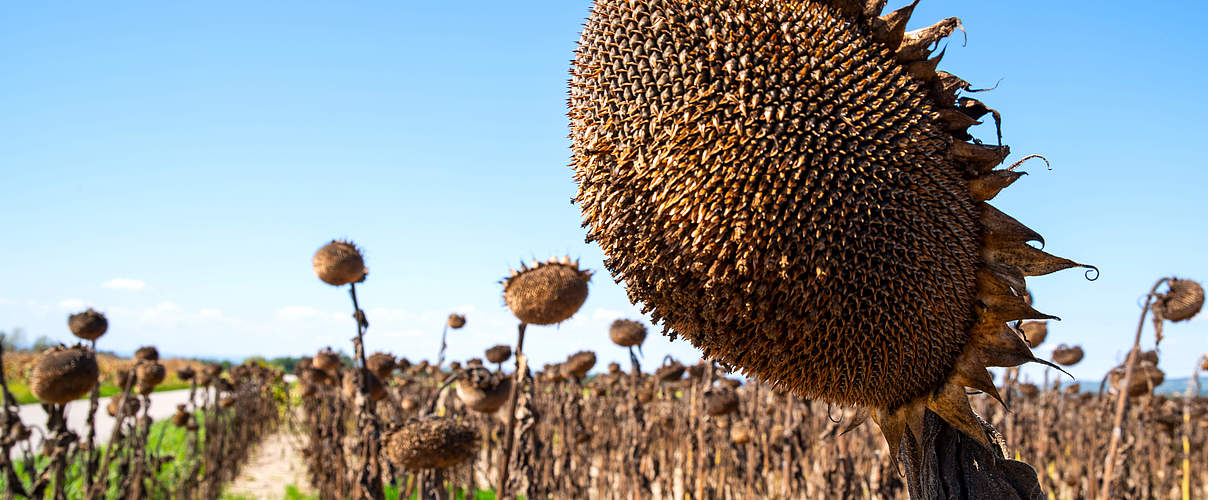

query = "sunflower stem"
[[349, 282, 384, 500], [436, 325, 449, 370], [495, 322, 527, 500], [1099, 277, 1169, 499], [83, 338, 101, 491]]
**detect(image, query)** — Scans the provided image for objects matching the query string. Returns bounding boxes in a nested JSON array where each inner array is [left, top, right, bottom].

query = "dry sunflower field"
[[286, 239, 1205, 500], [0, 312, 286, 499], [3, 0, 1206, 499]]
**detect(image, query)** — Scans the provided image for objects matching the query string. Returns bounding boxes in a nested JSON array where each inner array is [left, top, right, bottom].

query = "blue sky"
[[1, 1, 1205, 384]]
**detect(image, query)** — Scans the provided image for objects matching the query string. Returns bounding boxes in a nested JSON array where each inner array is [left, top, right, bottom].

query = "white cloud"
[[101, 278, 147, 291], [198, 308, 224, 319], [58, 299, 89, 311], [139, 302, 185, 327], [275, 305, 346, 323]]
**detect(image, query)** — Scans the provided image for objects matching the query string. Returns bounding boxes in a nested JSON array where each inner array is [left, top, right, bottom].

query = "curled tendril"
[[1084, 266, 1100, 281], [967, 77, 1003, 93], [1006, 154, 1051, 172], [825, 403, 841, 424]]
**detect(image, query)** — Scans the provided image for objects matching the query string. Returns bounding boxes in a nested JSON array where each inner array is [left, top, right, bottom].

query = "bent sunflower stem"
[[1099, 277, 1170, 499]]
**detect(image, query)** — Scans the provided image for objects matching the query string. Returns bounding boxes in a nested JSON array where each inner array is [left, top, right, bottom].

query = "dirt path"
[[223, 427, 312, 499]]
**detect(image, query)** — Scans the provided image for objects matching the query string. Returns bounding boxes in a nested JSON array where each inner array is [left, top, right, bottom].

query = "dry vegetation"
[[2, 350, 205, 404], [293, 346, 1208, 500], [0, 310, 284, 499], [295, 238, 1205, 500]]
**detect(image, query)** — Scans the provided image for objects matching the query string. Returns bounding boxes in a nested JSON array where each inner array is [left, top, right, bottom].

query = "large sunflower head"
[[569, 0, 1093, 468]]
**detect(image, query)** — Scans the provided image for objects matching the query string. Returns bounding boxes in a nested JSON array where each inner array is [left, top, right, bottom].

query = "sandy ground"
[[13, 388, 194, 456], [222, 420, 312, 499]]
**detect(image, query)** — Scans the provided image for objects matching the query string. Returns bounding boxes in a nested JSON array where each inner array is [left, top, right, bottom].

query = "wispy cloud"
[[275, 305, 346, 323], [139, 302, 185, 327], [101, 278, 147, 291], [198, 308, 224, 319], [58, 298, 90, 311]]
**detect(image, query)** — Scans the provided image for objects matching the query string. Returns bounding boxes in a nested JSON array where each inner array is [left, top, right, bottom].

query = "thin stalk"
[[83, 338, 101, 490], [1100, 277, 1168, 499], [1182, 355, 1205, 500], [0, 343, 31, 498], [87, 369, 138, 500], [348, 281, 384, 500], [495, 322, 527, 500], [437, 325, 449, 370]]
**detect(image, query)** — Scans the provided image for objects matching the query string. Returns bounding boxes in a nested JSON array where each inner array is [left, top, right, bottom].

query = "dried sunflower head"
[[386, 417, 479, 470], [367, 352, 396, 380], [313, 347, 342, 373], [134, 346, 159, 362], [312, 240, 367, 286], [107, 393, 140, 417], [172, 405, 190, 427], [1016, 383, 1039, 399], [570, 0, 1093, 467], [1019, 322, 1047, 349], [1154, 278, 1203, 322], [1109, 362, 1164, 398], [564, 350, 598, 379], [176, 366, 195, 382], [68, 308, 107, 341], [501, 257, 591, 325], [609, 319, 648, 348], [704, 389, 740, 416], [456, 367, 512, 413], [1051, 345, 1084, 366], [447, 313, 467, 329], [137, 362, 166, 388], [30, 344, 98, 404], [655, 359, 685, 383], [485, 344, 512, 364]]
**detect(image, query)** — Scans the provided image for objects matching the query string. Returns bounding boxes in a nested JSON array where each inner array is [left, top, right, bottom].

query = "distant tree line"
[[3, 327, 355, 375], [0, 328, 61, 353], [259, 350, 354, 373]]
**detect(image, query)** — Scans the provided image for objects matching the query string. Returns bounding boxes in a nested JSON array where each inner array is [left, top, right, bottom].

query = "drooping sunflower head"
[[1020, 321, 1047, 348], [570, 0, 1093, 460], [1154, 278, 1204, 323], [1051, 344, 1084, 366]]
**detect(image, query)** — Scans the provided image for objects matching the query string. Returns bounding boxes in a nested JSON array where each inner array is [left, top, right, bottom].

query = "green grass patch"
[[381, 484, 508, 500], [8, 381, 192, 405], [0, 412, 207, 498]]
